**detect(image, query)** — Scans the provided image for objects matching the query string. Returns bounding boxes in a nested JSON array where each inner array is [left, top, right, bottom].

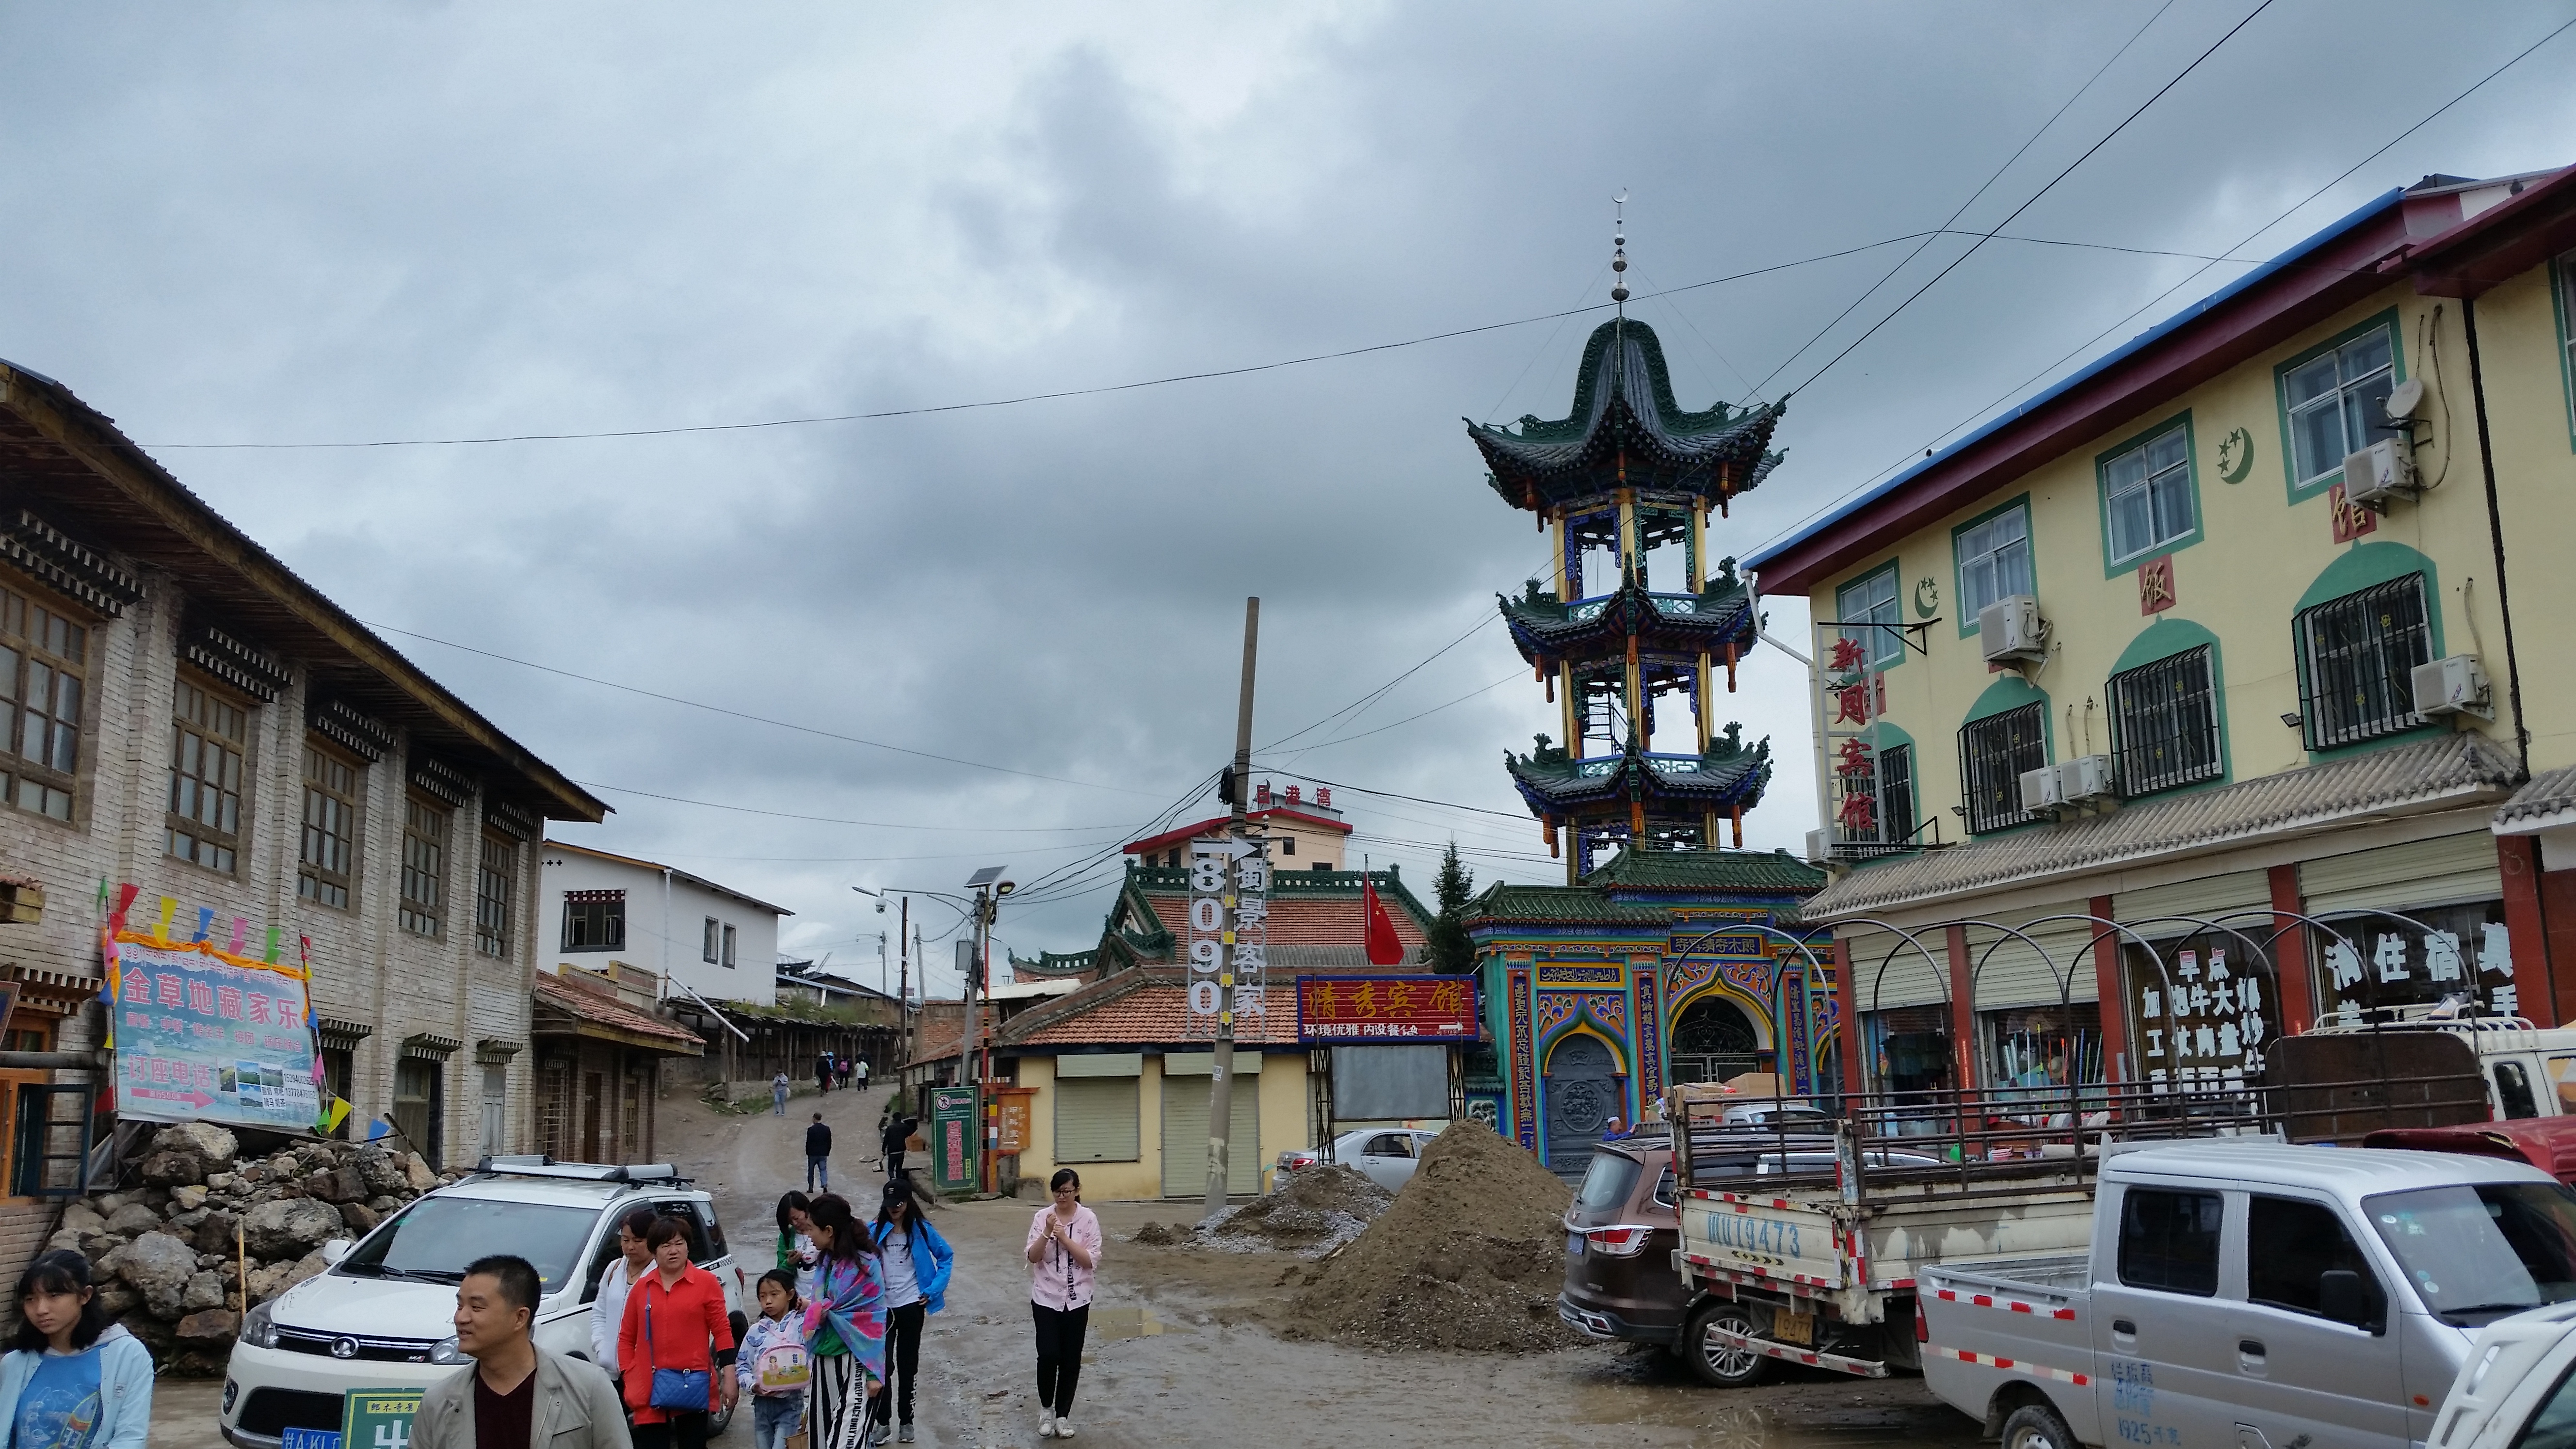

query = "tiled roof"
[[1139, 893, 1428, 949], [1582, 846, 1826, 894], [1124, 805, 1350, 856], [532, 972, 706, 1052], [906, 1018, 968, 1067], [1465, 884, 1672, 928], [2495, 764, 2576, 835], [1804, 733, 2519, 920], [1008, 973, 1305, 1048]]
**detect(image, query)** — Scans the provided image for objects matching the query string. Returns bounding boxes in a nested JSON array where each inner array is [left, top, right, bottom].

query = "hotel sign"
[[1296, 975, 1480, 1043]]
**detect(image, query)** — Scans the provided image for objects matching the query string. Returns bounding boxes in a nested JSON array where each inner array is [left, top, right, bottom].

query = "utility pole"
[[1205, 596, 1258, 1218], [897, 900, 911, 1073]]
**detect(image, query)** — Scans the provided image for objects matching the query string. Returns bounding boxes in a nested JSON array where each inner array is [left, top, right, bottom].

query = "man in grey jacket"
[[413, 1255, 632, 1449]]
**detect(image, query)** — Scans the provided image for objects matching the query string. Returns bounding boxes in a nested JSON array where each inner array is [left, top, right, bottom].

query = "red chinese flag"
[[1362, 876, 1405, 966]]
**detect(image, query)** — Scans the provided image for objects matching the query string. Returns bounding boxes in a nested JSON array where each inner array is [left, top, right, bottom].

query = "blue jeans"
[[807, 1154, 829, 1191], [773, 1087, 789, 1116], [752, 1394, 805, 1449]]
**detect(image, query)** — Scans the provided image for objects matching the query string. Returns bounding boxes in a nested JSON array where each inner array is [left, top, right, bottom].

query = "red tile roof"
[[533, 972, 706, 1052], [1140, 893, 1427, 948], [1012, 982, 1305, 1047], [1124, 806, 1351, 856]]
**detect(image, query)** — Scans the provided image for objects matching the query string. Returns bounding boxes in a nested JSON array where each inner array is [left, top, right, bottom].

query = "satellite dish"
[[2387, 378, 2429, 422]]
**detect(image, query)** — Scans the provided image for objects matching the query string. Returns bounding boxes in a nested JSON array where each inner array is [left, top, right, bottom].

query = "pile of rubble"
[[45, 1122, 449, 1375]]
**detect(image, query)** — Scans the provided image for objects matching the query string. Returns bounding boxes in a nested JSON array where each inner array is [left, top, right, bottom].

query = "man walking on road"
[[855, 1057, 870, 1093], [816, 1052, 834, 1095], [805, 1112, 833, 1193], [882, 1111, 917, 1186]]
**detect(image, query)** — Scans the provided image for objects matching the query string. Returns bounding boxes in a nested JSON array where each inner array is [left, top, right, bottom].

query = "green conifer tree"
[[1429, 840, 1476, 975]]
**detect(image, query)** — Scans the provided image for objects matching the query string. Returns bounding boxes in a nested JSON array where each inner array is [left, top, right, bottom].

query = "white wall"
[[537, 844, 781, 1005]]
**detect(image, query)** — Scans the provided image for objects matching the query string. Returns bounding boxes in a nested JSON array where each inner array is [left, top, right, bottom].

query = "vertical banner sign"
[[1185, 837, 1270, 1034], [928, 1085, 978, 1194], [108, 932, 319, 1131], [1815, 617, 1891, 856]]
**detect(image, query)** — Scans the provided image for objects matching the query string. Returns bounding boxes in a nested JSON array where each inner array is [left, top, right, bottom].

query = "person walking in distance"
[[805, 1113, 833, 1193], [879, 1111, 917, 1187], [0, 1249, 155, 1449], [737, 1272, 810, 1449], [617, 1216, 737, 1449], [774, 1192, 819, 1303], [1024, 1170, 1100, 1440], [414, 1255, 629, 1449], [868, 1182, 952, 1444], [855, 1057, 870, 1093], [815, 1051, 834, 1095], [800, 1195, 887, 1449], [589, 1207, 661, 1408], [771, 1070, 790, 1117]]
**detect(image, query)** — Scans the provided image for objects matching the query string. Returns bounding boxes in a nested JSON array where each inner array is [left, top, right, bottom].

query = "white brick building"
[[0, 359, 604, 1274], [538, 840, 789, 1008]]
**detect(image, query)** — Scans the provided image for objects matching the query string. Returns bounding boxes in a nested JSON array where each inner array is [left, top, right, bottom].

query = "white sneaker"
[[1038, 1414, 1057, 1438], [1054, 1419, 1077, 1439]]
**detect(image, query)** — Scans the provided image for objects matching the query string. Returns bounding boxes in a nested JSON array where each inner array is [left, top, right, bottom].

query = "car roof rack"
[[468, 1155, 691, 1185]]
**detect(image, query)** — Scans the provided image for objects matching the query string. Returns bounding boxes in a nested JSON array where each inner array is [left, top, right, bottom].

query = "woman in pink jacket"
[[1023, 1169, 1101, 1440]]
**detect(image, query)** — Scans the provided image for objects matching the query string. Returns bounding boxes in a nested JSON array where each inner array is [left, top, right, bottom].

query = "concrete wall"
[[537, 845, 779, 1006], [1010, 1051, 1310, 1201]]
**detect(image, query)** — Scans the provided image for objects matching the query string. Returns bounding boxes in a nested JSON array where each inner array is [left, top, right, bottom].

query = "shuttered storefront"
[[1840, 928, 1949, 1012], [1052, 1053, 1143, 1165], [2112, 871, 2272, 939], [1963, 908, 2101, 1011], [1160, 1053, 1261, 1198], [2299, 833, 2502, 917]]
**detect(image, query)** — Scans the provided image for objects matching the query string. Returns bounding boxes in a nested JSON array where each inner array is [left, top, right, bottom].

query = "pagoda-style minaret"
[[1464, 208, 1785, 881]]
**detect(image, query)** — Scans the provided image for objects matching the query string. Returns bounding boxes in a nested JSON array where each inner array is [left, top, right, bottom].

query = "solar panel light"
[[966, 865, 1014, 895]]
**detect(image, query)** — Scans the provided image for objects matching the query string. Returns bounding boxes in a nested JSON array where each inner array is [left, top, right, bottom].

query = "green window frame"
[[2556, 250, 2576, 452], [1951, 495, 2033, 636], [2095, 413, 2203, 574], [2273, 308, 2404, 500], [1835, 561, 1904, 669]]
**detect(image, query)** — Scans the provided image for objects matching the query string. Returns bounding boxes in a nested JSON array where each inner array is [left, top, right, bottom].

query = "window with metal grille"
[[2296, 574, 2432, 750], [299, 742, 361, 909], [0, 587, 87, 822], [169, 676, 248, 873], [2110, 645, 2222, 797], [1959, 703, 2046, 835], [475, 832, 515, 958], [1837, 742, 1918, 856], [401, 794, 448, 937]]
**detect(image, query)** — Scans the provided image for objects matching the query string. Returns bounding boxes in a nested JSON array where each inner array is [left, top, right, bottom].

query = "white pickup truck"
[[1918, 1140, 2576, 1449]]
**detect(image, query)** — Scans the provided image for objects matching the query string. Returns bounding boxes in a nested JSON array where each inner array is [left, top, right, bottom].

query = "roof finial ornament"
[[1610, 191, 1630, 310]]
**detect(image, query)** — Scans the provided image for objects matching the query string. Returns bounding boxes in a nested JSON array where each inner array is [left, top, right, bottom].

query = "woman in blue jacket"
[[867, 1181, 953, 1444], [0, 1251, 153, 1449]]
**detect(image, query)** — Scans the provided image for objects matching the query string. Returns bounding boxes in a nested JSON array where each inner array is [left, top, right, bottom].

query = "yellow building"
[[1743, 167, 2576, 1100]]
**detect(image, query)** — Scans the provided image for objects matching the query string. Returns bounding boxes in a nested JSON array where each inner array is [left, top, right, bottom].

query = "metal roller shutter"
[[1963, 909, 2100, 1011], [1053, 1077, 1140, 1164], [1840, 928, 1949, 1012], [2112, 871, 2271, 939], [1160, 1074, 1259, 1198], [2300, 834, 2502, 917]]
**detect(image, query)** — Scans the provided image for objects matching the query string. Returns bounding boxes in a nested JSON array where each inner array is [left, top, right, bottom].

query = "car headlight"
[[429, 1336, 466, 1365], [239, 1301, 279, 1350]]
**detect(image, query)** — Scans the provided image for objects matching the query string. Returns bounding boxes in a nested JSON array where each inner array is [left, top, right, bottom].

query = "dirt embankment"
[[1278, 1120, 1582, 1353]]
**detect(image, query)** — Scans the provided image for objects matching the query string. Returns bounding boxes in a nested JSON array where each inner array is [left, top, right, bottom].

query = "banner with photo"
[[106, 932, 320, 1132]]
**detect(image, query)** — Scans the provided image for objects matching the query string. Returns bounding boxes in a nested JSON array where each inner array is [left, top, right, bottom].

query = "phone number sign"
[[1296, 976, 1481, 1043]]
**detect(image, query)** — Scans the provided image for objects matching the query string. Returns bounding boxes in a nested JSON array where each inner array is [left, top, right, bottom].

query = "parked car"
[[1559, 1132, 1939, 1387], [221, 1159, 748, 1449], [1275, 1127, 1440, 1191]]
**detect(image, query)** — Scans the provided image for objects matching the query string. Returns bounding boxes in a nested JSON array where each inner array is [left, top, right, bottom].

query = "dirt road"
[[151, 1082, 1988, 1448]]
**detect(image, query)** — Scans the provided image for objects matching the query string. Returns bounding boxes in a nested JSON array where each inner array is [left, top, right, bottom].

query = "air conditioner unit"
[[2018, 763, 2065, 814], [2411, 653, 2493, 720], [1804, 828, 1833, 865], [1980, 594, 2045, 664], [2343, 438, 2416, 510], [2057, 753, 2116, 804]]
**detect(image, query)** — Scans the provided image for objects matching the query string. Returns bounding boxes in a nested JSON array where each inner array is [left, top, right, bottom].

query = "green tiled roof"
[[1581, 846, 1826, 894], [1464, 883, 1672, 928], [1007, 949, 1099, 977]]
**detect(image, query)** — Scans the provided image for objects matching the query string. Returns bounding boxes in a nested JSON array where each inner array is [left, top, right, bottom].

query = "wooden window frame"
[[298, 737, 363, 910], [0, 584, 90, 824], [562, 892, 626, 952], [400, 791, 450, 939], [168, 672, 253, 875], [475, 831, 515, 959]]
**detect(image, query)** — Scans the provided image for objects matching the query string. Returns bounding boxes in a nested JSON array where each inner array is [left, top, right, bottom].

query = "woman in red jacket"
[[618, 1214, 739, 1449]]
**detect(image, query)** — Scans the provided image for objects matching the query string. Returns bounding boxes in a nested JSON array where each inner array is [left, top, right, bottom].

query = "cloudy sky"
[[5, 1, 2573, 995]]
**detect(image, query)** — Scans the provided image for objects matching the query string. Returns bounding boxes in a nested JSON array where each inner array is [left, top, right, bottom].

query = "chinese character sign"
[[2313, 902, 2514, 1020], [2124, 935, 2279, 1093], [1186, 837, 1268, 1033], [109, 934, 318, 1131], [1296, 975, 1481, 1043]]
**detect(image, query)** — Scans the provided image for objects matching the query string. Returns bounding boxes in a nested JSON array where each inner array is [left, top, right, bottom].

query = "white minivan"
[[220, 1160, 748, 1449]]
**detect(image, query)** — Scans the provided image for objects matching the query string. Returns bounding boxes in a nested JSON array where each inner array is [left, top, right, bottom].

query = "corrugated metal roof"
[[1803, 734, 2519, 920]]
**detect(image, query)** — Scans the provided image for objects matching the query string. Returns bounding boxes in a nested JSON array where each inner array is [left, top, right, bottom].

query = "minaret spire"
[[1610, 191, 1630, 311]]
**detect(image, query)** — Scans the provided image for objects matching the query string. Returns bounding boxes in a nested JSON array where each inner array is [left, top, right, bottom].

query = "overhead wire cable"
[[573, 781, 1133, 832]]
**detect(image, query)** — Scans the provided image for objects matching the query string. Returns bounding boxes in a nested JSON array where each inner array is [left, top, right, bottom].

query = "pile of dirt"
[[1278, 1120, 1581, 1353], [1130, 1221, 1183, 1246], [1208, 1164, 1391, 1254]]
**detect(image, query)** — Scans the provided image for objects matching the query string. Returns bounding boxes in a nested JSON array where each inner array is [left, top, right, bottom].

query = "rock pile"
[[43, 1122, 451, 1376], [1207, 1164, 1392, 1255], [1278, 1119, 1582, 1353]]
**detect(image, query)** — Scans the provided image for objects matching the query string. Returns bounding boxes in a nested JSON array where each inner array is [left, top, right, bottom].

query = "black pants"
[[885, 1150, 905, 1182], [1032, 1302, 1089, 1417], [630, 1413, 708, 1449], [869, 1300, 926, 1425]]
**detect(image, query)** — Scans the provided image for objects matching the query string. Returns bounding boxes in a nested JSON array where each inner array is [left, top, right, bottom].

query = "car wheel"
[[1682, 1301, 1771, 1389], [709, 1398, 734, 1435], [1999, 1402, 2076, 1449]]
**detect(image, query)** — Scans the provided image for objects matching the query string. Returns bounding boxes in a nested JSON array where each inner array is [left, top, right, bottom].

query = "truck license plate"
[[1771, 1308, 1814, 1347]]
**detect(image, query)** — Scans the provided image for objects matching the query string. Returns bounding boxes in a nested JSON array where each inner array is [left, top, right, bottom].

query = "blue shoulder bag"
[[644, 1293, 713, 1412]]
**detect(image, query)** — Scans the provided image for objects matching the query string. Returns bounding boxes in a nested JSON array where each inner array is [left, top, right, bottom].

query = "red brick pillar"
[[2269, 864, 2316, 1035], [2498, 835, 2559, 1027], [2089, 895, 2126, 1083], [1833, 936, 1867, 1101]]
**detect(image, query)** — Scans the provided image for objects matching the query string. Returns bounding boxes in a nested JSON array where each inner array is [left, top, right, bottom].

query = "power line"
[[1788, 0, 2277, 397], [147, 235, 1938, 451], [575, 781, 1133, 832], [1272, 669, 1522, 755]]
